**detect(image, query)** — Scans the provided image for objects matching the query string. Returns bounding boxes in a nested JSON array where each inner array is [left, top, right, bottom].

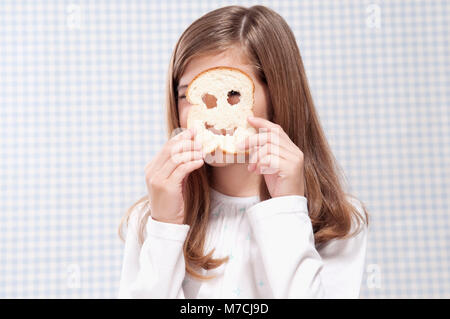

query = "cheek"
[[178, 102, 192, 128], [252, 88, 269, 120]]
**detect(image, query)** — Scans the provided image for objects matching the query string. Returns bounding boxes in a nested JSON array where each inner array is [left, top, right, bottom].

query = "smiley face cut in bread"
[[186, 66, 257, 155]]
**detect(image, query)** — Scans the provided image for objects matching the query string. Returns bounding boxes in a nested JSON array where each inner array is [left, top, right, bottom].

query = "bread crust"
[[186, 66, 256, 156]]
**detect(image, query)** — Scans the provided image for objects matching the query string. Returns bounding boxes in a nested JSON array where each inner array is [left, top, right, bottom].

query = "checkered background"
[[0, 0, 448, 298]]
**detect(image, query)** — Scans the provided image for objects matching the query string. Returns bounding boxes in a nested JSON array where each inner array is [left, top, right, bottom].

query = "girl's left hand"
[[237, 116, 305, 198]]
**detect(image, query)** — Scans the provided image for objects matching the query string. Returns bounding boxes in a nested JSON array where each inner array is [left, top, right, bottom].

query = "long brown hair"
[[118, 5, 369, 281]]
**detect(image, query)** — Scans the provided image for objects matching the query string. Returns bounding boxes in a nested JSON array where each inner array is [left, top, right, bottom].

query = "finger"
[[248, 143, 272, 171], [152, 129, 196, 171], [170, 127, 195, 141], [169, 159, 204, 184], [247, 116, 281, 131], [253, 154, 283, 175], [237, 132, 297, 152], [248, 142, 293, 171], [167, 127, 196, 147], [238, 131, 282, 151], [248, 141, 296, 162], [247, 116, 292, 142], [170, 139, 202, 157], [158, 150, 203, 180]]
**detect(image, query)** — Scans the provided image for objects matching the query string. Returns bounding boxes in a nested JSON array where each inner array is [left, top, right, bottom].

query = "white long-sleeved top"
[[118, 188, 368, 299]]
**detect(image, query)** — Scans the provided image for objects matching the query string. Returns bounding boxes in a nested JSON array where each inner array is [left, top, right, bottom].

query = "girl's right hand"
[[144, 128, 204, 225]]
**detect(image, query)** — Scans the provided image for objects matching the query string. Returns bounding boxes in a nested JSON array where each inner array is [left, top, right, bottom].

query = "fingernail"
[[236, 141, 245, 150]]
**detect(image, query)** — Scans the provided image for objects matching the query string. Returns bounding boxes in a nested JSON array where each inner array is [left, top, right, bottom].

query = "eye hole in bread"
[[227, 90, 241, 105], [202, 90, 240, 109], [201, 93, 217, 109]]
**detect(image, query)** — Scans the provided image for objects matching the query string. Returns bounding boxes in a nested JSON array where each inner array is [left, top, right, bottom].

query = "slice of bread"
[[186, 66, 257, 155]]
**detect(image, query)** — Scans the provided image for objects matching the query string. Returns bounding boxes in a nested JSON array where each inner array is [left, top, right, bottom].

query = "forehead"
[[178, 47, 255, 89]]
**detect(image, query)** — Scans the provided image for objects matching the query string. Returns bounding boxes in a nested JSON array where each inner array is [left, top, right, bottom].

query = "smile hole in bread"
[[204, 123, 237, 136]]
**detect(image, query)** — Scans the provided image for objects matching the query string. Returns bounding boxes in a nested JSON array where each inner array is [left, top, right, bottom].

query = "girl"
[[118, 5, 369, 299]]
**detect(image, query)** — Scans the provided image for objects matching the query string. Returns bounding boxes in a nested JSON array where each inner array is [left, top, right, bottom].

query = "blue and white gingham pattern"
[[0, 0, 448, 298]]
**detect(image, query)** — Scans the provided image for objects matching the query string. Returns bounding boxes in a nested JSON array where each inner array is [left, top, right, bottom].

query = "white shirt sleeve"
[[118, 205, 190, 299], [246, 195, 367, 299]]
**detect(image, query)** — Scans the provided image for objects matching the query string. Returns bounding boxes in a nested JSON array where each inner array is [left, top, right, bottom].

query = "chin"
[[205, 161, 230, 168]]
